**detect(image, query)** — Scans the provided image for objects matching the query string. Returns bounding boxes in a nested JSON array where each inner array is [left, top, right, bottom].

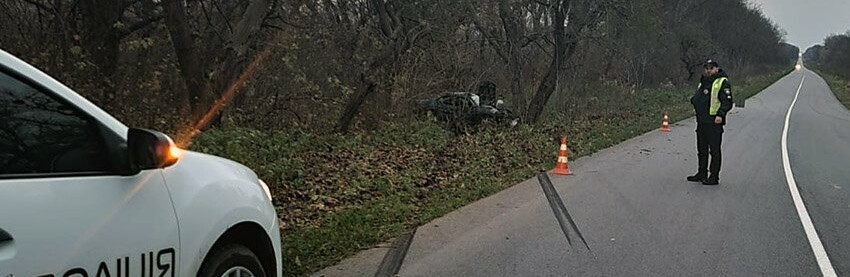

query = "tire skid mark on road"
[[374, 231, 415, 277], [537, 173, 590, 252]]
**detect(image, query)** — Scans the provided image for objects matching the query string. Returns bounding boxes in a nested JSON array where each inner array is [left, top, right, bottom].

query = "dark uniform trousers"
[[696, 123, 723, 176]]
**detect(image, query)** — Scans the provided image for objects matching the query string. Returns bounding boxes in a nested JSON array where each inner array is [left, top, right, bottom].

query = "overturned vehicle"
[[417, 82, 519, 133]]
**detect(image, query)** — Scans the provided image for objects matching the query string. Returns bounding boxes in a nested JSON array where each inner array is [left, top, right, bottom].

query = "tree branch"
[[280, 18, 306, 29], [213, 0, 235, 34], [20, 0, 51, 13], [372, 0, 396, 39], [261, 23, 284, 31], [466, 3, 509, 63], [532, 0, 551, 7], [121, 14, 164, 36], [521, 31, 548, 48]]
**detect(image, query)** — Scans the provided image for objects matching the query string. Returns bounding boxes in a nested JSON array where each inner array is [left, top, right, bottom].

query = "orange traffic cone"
[[660, 112, 671, 132], [553, 137, 574, 175]]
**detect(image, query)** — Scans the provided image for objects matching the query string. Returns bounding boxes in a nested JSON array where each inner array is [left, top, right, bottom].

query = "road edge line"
[[781, 74, 837, 277]]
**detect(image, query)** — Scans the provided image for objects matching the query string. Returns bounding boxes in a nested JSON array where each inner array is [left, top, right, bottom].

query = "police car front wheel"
[[198, 244, 266, 277]]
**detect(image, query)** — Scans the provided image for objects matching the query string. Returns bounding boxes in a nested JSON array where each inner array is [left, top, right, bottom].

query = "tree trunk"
[[682, 58, 696, 81], [526, 0, 575, 123], [526, 59, 558, 123], [334, 42, 398, 133], [78, 0, 123, 74], [336, 75, 377, 133], [527, 39, 578, 124], [334, 0, 406, 133], [509, 53, 524, 117], [162, 0, 210, 119], [498, 0, 526, 117], [77, 0, 126, 101], [206, 0, 271, 128]]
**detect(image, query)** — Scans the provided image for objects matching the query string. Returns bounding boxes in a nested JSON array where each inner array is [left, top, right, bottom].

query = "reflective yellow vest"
[[710, 77, 728, 116]]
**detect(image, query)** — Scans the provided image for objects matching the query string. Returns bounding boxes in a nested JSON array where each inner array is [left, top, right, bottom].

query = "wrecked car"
[[417, 90, 519, 133]]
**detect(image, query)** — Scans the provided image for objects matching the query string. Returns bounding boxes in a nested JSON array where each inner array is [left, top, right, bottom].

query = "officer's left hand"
[[715, 116, 723, 124]]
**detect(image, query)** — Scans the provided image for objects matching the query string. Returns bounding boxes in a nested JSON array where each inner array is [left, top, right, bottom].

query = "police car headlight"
[[258, 179, 273, 202]]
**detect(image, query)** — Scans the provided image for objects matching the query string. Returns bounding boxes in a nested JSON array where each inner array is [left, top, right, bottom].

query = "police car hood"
[[156, 150, 278, 276], [170, 150, 259, 183]]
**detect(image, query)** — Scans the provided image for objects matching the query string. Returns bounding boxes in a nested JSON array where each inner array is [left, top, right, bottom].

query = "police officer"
[[687, 59, 732, 185]]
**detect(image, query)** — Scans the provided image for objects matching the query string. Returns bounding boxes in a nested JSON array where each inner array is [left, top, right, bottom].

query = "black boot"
[[702, 175, 719, 185], [687, 172, 707, 182]]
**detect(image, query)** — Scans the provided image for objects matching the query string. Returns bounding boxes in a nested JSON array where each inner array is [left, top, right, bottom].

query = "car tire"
[[198, 244, 266, 277]]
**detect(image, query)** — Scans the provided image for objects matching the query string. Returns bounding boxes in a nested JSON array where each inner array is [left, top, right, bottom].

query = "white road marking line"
[[781, 74, 837, 277]]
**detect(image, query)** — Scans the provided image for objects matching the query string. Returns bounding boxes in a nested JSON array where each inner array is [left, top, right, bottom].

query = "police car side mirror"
[[127, 128, 182, 172]]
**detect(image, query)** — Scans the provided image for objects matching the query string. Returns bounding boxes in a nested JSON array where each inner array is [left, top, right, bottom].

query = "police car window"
[[0, 71, 110, 175]]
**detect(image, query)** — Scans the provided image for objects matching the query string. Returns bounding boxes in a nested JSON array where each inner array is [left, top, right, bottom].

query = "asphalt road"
[[315, 66, 850, 276]]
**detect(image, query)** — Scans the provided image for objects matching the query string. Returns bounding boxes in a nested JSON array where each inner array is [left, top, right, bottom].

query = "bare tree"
[[525, 0, 608, 123], [162, 0, 209, 117], [161, 0, 276, 129], [6, 0, 163, 92], [334, 0, 428, 133], [468, 0, 547, 118]]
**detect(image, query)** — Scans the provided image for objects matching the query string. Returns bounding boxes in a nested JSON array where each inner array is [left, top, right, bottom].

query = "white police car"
[[0, 49, 281, 276]]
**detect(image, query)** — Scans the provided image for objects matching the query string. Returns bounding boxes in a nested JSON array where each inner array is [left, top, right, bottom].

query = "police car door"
[[0, 68, 179, 276]]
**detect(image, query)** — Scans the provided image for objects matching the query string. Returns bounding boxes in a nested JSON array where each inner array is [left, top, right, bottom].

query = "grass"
[[814, 71, 850, 109], [189, 67, 793, 276]]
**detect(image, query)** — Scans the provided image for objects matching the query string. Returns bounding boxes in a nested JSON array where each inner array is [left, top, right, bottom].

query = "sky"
[[748, 0, 850, 50]]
